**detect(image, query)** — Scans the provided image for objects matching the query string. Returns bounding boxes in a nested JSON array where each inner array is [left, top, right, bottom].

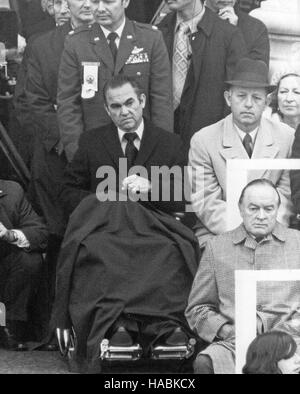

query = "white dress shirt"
[[100, 17, 126, 49], [118, 119, 144, 155]]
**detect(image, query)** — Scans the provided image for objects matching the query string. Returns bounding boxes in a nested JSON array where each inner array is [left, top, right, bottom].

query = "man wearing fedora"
[[189, 58, 295, 248]]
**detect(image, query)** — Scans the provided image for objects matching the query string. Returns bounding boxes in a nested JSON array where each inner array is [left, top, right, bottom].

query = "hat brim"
[[225, 80, 277, 93]]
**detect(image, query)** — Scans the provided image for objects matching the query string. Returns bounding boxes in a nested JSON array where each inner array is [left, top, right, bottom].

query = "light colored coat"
[[186, 223, 300, 374], [189, 114, 295, 247]]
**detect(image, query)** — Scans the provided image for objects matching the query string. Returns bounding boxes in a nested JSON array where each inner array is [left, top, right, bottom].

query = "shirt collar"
[[234, 124, 259, 143], [232, 222, 287, 246], [175, 7, 206, 34], [100, 17, 126, 39], [118, 119, 144, 144]]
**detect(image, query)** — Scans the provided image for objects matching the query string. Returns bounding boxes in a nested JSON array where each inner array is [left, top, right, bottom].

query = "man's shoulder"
[[264, 117, 295, 140], [237, 9, 267, 32], [146, 121, 183, 146], [191, 118, 225, 146], [64, 23, 95, 45], [132, 20, 162, 36]]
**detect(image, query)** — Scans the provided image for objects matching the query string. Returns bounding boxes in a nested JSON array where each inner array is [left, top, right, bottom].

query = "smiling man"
[[57, 0, 173, 162], [186, 178, 300, 374], [189, 58, 295, 248]]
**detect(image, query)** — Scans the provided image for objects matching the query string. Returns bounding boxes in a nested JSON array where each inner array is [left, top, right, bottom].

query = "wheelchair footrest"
[[151, 338, 197, 360], [100, 339, 143, 361]]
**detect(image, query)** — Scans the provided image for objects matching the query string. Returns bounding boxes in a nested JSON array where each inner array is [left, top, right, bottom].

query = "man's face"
[[105, 83, 145, 132], [93, 0, 129, 30], [53, 0, 71, 25], [67, 0, 95, 26], [225, 86, 267, 131], [239, 185, 280, 238], [206, 0, 236, 12]]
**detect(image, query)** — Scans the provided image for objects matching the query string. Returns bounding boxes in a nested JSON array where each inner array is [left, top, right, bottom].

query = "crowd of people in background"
[[1, 0, 300, 374]]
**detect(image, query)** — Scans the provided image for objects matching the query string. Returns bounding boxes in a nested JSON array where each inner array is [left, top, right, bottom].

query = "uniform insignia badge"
[[81, 62, 100, 98], [127, 35, 133, 39], [94, 37, 100, 42], [132, 46, 144, 55], [125, 51, 149, 65]]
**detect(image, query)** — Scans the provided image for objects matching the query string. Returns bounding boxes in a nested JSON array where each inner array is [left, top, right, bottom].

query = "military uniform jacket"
[[57, 19, 173, 162]]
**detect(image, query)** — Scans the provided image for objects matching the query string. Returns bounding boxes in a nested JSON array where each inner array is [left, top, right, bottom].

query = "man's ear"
[[139, 93, 146, 109], [224, 90, 231, 107], [104, 104, 110, 117], [123, 0, 130, 9]]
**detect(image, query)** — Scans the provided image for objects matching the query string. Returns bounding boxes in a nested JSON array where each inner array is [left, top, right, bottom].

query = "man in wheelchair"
[[52, 76, 200, 373]]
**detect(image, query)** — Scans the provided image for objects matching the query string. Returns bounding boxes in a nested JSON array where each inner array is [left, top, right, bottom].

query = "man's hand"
[[216, 323, 235, 341], [0, 222, 15, 243], [218, 6, 238, 26], [122, 175, 152, 194]]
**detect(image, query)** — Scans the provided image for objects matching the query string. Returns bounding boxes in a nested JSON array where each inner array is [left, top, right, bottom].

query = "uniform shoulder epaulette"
[[68, 24, 93, 37], [133, 21, 159, 32]]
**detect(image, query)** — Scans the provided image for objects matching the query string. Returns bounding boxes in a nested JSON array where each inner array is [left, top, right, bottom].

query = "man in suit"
[[158, 0, 246, 151], [55, 76, 197, 372], [60, 75, 185, 215], [186, 178, 300, 374], [0, 180, 48, 351], [57, 0, 173, 163], [205, 0, 269, 65], [189, 58, 295, 247]]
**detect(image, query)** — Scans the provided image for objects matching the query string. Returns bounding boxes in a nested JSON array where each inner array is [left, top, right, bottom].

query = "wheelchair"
[[56, 325, 197, 374]]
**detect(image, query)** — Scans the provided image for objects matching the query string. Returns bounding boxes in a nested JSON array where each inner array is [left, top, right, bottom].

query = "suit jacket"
[[236, 9, 270, 65], [0, 180, 48, 252], [126, 0, 162, 23], [158, 7, 247, 149], [60, 120, 186, 216], [189, 114, 295, 246], [26, 23, 72, 152], [185, 222, 300, 373], [57, 19, 173, 162]]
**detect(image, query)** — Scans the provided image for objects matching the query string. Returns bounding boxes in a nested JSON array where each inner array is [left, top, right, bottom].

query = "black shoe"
[[165, 327, 188, 347], [0, 326, 28, 351], [109, 326, 133, 347]]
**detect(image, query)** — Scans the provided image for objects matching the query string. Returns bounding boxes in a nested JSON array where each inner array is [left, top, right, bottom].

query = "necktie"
[[124, 132, 138, 168], [173, 22, 191, 110], [243, 133, 253, 158], [108, 32, 118, 64]]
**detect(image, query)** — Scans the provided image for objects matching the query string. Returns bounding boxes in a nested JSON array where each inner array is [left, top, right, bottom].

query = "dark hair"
[[103, 75, 144, 106], [269, 73, 300, 115], [243, 331, 297, 374], [238, 178, 281, 207]]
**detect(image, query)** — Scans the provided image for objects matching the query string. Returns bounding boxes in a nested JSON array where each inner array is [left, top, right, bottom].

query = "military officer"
[[57, 0, 173, 162]]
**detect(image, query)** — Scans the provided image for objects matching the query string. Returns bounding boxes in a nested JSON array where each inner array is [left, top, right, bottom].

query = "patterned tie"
[[173, 22, 191, 110], [124, 132, 139, 168], [108, 32, 118, 64], [243, 133, 253, 158]]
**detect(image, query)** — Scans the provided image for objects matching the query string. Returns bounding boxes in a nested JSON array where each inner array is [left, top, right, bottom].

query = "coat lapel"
[[251, 118, 279, 179], [158, 12, 177, 60], [90, 23, 115, 70], [181, 9, 213, 97], [135, 121, 159, 166], [220, 115, 249, 161], [101, 124, 125, 168], [114, 19, 136, 75]]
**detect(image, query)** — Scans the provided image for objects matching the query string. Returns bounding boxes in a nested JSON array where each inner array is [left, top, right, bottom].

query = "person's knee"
[[193, 354, 214, 374]]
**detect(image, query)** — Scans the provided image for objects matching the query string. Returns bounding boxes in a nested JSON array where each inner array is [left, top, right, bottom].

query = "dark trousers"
[[0, 249, 43, 322]]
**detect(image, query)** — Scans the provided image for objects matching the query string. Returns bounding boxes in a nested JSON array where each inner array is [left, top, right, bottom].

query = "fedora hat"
[[226, 58, 276, 93]]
